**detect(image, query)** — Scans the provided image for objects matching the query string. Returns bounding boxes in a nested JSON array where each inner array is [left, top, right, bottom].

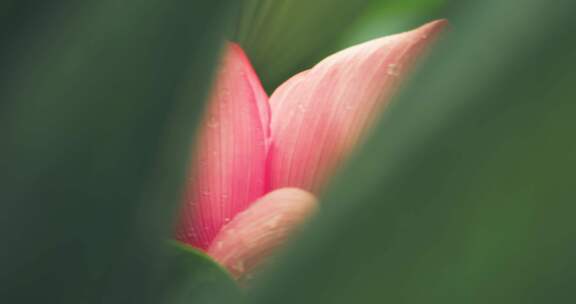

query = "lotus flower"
[[176, 20, 446, 279]]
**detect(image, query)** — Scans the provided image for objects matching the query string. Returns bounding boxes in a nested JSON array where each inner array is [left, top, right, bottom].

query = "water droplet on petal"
[[234, 260, 245, 272], [206, 115, 219, 128], [387, 63, 400, 76], [266, 215, 282, 229]]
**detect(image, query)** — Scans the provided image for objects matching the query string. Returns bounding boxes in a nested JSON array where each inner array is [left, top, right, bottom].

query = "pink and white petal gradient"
[[268, 20, 446, 193], [176, 43, 271, 250], [208, 188, 318, 281], [177, 20, 446, 277]]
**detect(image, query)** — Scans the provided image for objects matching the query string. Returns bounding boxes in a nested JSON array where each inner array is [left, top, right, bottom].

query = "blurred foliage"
[[337, 0, 446, 47], [249, 0, 576, 303], [235, 0, 373, 92], [235, 0, 446, 92], [159, 242, 240, 304], [2, 0, 575, 303], [0, 0, 238, 303]]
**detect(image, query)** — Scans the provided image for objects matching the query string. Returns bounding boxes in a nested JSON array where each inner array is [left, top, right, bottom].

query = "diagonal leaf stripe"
[[250, 0, 576, 303], [0, 1, 237, 303]]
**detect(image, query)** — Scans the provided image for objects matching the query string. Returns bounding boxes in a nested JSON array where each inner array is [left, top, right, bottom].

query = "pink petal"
[[176, 43, 270, 250], [207, 188, 318, 281], [268, 20, 447, 193]]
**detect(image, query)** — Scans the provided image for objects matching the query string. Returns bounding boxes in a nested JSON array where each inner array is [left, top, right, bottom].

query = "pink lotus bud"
[[176, 20, 446, 278]]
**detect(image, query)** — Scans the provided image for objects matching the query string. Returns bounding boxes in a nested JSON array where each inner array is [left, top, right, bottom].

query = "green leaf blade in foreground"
[[159, 242, 241, 304], [0, 1, 234, 303], [250, 0, 576, 303]]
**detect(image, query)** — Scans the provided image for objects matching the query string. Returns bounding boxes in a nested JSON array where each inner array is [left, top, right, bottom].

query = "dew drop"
[[206, 115, 219, 128], [215, 241, 224, 250], [387, 63, 400, 76], [234, 260, 245, 272], [221, 87, 231, 97], [218, 89, 231, 107], [266, 215, 282, 229]]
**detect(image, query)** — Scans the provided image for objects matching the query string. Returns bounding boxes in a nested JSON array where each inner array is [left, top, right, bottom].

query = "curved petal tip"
[[176, 43, 270, 250], [267, 19, 447, 193]]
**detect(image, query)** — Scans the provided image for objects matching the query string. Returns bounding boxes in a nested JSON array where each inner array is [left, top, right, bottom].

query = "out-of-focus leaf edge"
[[167, 240, 234, 279]]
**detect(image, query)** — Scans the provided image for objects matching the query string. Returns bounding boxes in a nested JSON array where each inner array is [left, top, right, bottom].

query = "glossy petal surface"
[[208, 188, 318, 281], [176, 43, 270, 250], [268, 20, 447, 193]]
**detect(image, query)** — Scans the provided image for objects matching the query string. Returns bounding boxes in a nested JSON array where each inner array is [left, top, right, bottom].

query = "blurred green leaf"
[[249, 0, 576, 303], [235, 0, 372, 91], [157, 242, 240, 304], [236, 0, 447, 92], [337, 0, 446, 48], [0, 1, 235, 303]]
